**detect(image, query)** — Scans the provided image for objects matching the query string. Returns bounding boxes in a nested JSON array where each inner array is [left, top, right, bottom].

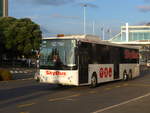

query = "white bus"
[[35, 35, 139, 87]]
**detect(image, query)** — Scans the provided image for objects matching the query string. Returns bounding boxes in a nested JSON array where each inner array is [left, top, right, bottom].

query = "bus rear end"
[[36, 39, 79, 86]]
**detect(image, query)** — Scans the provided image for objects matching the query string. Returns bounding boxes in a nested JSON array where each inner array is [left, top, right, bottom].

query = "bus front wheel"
[[90, 73, 97, 88]]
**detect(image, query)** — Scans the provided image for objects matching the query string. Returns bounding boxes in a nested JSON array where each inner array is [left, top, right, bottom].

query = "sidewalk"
[[0, 67, 37, 80]]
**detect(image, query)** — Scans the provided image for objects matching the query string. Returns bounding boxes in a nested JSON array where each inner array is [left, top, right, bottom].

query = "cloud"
[[137, 5, 150, 12], [78, 3, 99, 8], [27, 15, 40, 20], [64, 21, 82, 25], [135, 21, 150, 26], [50, 13, 80, 19], [33, 0, 77, 6], [14, 0, 98, 7], [14, 0, 78, 6], [135, 21, 149, 25]]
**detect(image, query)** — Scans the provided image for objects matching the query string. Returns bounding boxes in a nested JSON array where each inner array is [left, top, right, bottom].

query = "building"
[[0, 0, 8, 17], [109, 23, 150, 64]]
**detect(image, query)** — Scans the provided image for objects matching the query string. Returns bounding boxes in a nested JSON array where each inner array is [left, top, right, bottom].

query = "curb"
[[0, 67, 36, 74], [10, 70, 33, 74], [9, 68, 36, 74], [0, 78, 34, 83]]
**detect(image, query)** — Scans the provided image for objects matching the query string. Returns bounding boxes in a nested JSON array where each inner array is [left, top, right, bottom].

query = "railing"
[[0, 59, 37, 68]]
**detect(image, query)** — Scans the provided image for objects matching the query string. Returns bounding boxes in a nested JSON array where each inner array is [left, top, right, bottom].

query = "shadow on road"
[[0, 66, 149, 109], [0, 83, 76, 109]]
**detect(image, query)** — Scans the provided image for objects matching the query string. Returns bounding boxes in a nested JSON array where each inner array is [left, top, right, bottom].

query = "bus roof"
[[43, 34, 139, 50], [43, 34, 100, 42]]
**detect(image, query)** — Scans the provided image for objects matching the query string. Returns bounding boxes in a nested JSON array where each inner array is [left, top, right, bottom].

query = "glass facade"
[[121, 32, 150, 41], [111, 26, 150, 42]]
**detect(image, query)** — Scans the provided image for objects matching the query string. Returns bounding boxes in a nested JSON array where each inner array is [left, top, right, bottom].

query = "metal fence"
[[0, 59, 37, 68]]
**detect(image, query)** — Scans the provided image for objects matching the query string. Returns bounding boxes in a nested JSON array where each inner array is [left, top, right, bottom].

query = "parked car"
[[140, 60, 146, 66]]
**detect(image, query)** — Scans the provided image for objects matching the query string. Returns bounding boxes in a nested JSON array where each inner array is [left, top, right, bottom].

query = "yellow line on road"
[[89, 91, 97, 94], [105, 88, 112, 90], [104, 83, 129, 91], [115, 85, 121, 88], [48, 94, 80, 102], [20, 112, 30, 113], [122, 83, 129, 86], [129, 83, 150, 87], [18, 103, 36, 108]]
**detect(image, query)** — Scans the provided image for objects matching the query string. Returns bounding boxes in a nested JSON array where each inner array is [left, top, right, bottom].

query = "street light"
[[3, 0, 8, 17], [93, 20, 95, 35], [101, 27, 105, 40]]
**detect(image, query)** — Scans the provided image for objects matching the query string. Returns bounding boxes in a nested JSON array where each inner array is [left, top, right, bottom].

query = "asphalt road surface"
[[0, 70, 150, 113]]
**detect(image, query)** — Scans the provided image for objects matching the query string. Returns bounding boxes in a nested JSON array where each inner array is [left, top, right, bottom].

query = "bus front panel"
[[38, 39, 79, 85]]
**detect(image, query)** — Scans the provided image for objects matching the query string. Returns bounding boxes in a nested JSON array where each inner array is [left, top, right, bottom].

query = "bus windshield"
[[39, 39, 76, 69]]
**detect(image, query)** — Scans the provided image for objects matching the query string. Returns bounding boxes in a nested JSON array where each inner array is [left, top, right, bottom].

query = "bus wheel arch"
[[90, 72, 97, 88], [123, 70, 128, 81]]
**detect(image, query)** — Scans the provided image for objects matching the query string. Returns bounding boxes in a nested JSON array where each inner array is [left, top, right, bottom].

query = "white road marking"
[[92, 92, 150, 113]]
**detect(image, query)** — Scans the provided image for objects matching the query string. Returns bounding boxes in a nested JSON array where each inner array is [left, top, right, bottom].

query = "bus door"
[[78, 46, 88, 84], [113, 47, 120, 79], [114, 63, 119, 79]]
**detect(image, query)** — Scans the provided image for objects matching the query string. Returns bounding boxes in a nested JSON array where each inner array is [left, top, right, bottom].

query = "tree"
[[0, 17, 17, 61], [0, 30, 3, 63], [0, 17, 42, 59]]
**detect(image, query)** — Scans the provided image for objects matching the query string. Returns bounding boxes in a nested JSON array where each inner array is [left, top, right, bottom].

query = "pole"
[[3, 0, 8, 17], [126, 23, 129, 42], [108, 28, 111, 39], [93, 20, 95, 35], [102, 28, 105, 40]]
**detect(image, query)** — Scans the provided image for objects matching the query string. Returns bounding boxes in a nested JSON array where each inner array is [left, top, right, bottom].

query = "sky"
[[9, 0, 150, 39]]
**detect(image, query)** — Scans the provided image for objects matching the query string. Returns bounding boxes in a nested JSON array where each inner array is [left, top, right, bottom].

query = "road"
[[0, 70, 150, 113]]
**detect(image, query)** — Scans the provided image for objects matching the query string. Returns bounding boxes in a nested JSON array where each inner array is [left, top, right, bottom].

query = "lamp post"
[[101, 27, 105, 40], [126, 23, 129, 42], [93, 20, 95, 35], [3, 0, 8, 17]]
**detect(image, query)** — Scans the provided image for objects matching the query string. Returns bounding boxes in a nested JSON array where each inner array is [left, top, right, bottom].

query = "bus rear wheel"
[[90, 74, 97, 88]]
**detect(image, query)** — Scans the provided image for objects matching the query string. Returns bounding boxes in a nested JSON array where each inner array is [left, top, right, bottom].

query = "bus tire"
[[123, 71, 128, 81], [90, 73, 97, 88], [35, 77, 40, 82], [129, 69, 132, 80], [57, 84, 64, 87]]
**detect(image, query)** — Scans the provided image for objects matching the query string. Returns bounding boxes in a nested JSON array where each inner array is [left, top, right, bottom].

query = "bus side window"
[[78, 42, 92, 64], [96, 45, 110, 64]]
